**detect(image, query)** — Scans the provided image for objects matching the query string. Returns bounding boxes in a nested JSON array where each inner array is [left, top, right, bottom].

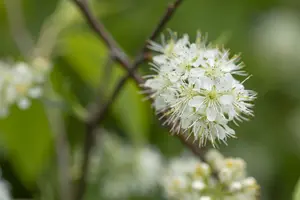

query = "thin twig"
[[74, 123, 96, 200], [134, 0, 184, 65], [85, 0, 184, 132], [74, 0, 142, 83], [73, 1, 188, 200], [85, 0, 205, 160], [45, 84, 72, 200], [73, 55, 114, 200]]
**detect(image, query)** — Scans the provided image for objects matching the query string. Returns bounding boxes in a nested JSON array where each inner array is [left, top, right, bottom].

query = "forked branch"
[[72, 1, 206, 200]]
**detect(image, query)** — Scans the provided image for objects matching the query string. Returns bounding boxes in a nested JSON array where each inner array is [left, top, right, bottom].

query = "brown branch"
[[74, 123, 95, 200], [73, 1, 188, 200], [74, 0, 142, 83], [86, 0, 184, 130], [134, 0, 184, 64]]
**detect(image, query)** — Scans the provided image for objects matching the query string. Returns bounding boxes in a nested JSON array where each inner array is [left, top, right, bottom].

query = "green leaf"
[[0, 101, 53, 185], [112, 76, 152, 144], [60, 31, 151, 144], [59, 31, 108, 88], [294, 177, 300, 200]]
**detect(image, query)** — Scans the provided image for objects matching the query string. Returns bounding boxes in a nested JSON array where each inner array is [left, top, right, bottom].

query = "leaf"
[[0, 101, 53, 185], [59, 31, 108, 88], [112, 76, 152, 144], [60, 30, 151, 144]]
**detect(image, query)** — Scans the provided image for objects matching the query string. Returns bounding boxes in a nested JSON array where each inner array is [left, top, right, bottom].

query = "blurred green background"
[[1, 0, 300, 199]]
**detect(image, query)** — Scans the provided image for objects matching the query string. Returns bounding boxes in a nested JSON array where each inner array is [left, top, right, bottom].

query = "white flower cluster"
[[162, 150, 259, 200], [145, 32, 256, 145], [0, 169, 11, 200], [0, 58, 50, 117], [72, 132, 163, 199]]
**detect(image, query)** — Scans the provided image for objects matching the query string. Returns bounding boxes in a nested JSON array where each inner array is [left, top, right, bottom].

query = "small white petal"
[[190, 68, 204, 77], [17, 98, 30, 110], [28, 87, 42, 98], [188, 96, 205, 108], [219, 95, 234, 105], [192, 57, 205, 67], [181, 118, 192, 129], [227, 107, 236, 120], [205, 49, 219, 58], [154, 97, 167, 110], [144, 79, 162, 90], [242, 177, 257, 187], [207, 58, 215, 66], [201, 77, 214, 90], [230, 181, 242, 191], [0, 108, 9, 118], [206, 107, 217, 121], [224, 124, 235, 136], [153, 55, 167, 64], [215, 124, 226, 140], [191, 180, 205, 190], [199, 196, 211, 200], [216, 73, 234, 91]]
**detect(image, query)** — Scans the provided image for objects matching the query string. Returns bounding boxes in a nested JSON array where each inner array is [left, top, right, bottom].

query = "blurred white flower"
[[0, 170, 11, 200], [0, 57, 51, 117], [101, 145, 163, 199], [72, 132, 163, 199], [162, 149, 259, 200], [145, 31, 256, 146], [136, 147, 163, 193]]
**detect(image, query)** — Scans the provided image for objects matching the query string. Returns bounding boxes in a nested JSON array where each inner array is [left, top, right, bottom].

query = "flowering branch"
[[82, 0, 185, 137], [72, 0, 217, 200]]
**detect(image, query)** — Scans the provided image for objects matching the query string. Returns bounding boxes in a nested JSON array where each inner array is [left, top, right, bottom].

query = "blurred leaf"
[[0, 101, 53, 185], [50, 62, 88, 121], [59, 30, 108, 88], [60, 30, 151, 144], [112, 74, 152, 144]]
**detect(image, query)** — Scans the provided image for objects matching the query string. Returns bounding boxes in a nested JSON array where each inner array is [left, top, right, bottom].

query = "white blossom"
[[162, 149, 259, 200], [72, 132, 163, 199], [0, 170, 11, 200], [0, 58, 51, 117], [145, 31, 256, 146]]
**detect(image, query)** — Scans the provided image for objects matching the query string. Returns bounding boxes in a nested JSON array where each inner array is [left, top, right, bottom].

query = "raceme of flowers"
[[71, 132, 163, 199], [0, 58, 51, 117], [0, 168, 11, 200], [162, 149, 259, 200], [144, 32, 256, 146]]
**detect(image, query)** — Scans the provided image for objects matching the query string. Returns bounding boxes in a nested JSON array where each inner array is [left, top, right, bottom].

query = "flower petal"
[[28, 87, 42, 98], [18, 98, 30, 110], [188, 96, 205, 108], [215, 124, 226, 140], [201, 77, 214, 90], [219, 95, 234, 105], [190, 68, 204, 77], [206, 106, 217, 121]]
